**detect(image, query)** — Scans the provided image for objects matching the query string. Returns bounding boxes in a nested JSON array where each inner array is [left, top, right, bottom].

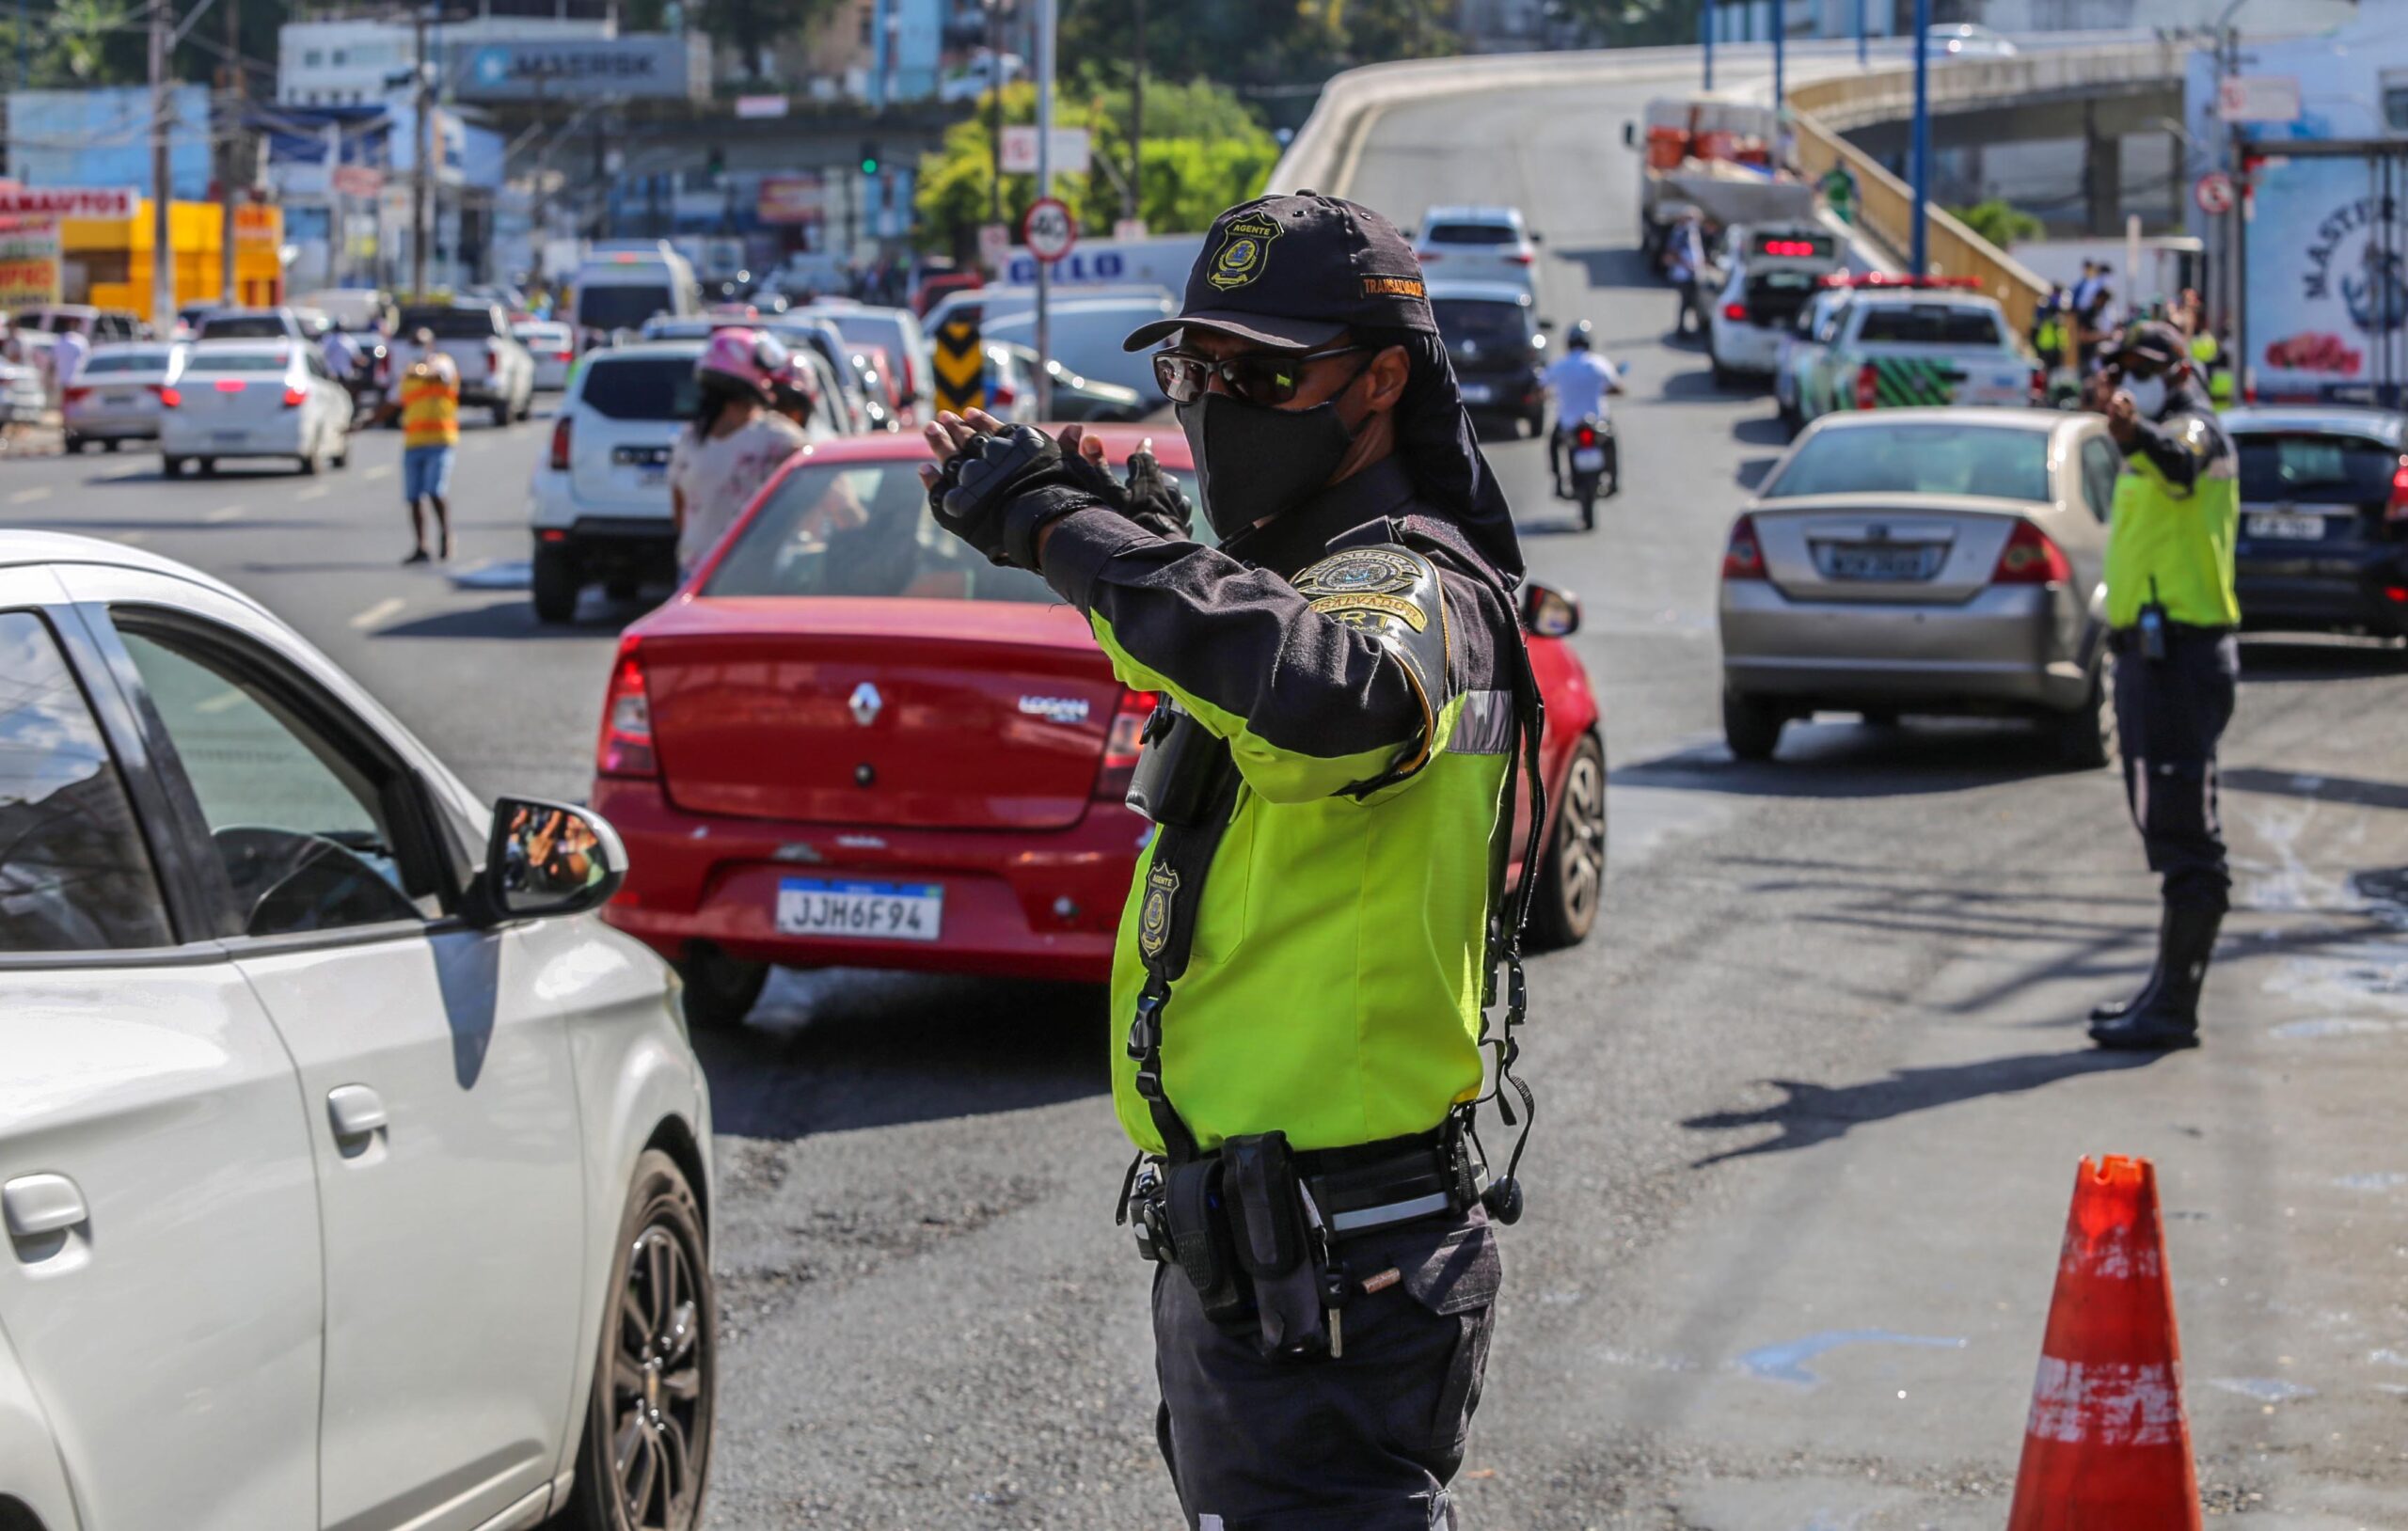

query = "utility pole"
[[1909, 0, 1931, 276], [1033, 0, 1054, 418], [412, 4, 431, 298], [150, 0, 174, 331], [220, 0, 241, 305], [1772, 0, 1784, 128], [1701, 0, 1715, 91], [1126, 0, 1144, 224], [1855, 0, 1866, 68], [986, 0, 1004, 228]]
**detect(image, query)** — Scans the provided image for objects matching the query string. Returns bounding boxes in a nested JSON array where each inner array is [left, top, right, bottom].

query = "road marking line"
[[348, 595, 406, 630], [296, 482, 330, 500], [204, 504, 244, 523], [8, 485, 52, 504], [364, 464, 394, 480]]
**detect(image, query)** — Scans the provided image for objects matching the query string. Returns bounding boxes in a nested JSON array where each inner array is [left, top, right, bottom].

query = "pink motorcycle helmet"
[[695, 327, 785, 400]]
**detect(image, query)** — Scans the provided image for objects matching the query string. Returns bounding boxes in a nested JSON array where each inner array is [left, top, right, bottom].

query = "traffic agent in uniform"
[[920, 193, 1544, 1529], [2087, 320, 2242, 1051]]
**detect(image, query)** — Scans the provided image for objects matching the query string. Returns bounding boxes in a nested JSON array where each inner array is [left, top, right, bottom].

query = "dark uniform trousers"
[[2111, 623, 2239, 913], [1152, 1207, 1501, 1531]]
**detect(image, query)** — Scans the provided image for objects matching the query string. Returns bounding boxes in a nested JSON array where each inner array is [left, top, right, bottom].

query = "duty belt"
[[1126, 1120, 1490, 1266]]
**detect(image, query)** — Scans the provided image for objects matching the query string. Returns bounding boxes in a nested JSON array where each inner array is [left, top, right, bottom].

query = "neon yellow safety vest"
[[2104, 406, 2241, 629]]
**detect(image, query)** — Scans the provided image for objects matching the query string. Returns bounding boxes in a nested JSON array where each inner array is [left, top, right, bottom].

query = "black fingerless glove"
[[1120, 447, 1195, 542], [927, 423, 1104, 569]]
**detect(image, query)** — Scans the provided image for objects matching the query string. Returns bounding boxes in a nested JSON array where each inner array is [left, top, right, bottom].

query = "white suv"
[[0, 532, 715, 1531], [1412, 205, 1541, 294], [528, 340, 703, 622]]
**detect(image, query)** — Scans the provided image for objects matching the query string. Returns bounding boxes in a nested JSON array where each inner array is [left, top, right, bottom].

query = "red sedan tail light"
[[1991, 518, 2072, 586], [1721, 302, 1747, 323], [281, 385, 308, 407], [1720, 514, 1766, 579], [2386, 455, 2408, 525], [154, 384, 180, 407], [597, 644, 657, 778], [2029, 366, 2049, 404], [1855, 363, 1879, 411], [1095, 689, 1156, 800], [549, 415, 572, 472], [62, 386, 90, 404]]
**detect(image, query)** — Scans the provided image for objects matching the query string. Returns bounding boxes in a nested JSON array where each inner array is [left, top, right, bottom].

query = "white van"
[[567, 248, 702, 347]]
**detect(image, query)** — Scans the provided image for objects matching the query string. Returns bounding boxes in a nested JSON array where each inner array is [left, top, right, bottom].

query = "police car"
[[1793, 283, 2042, 427], [1706, 224, 1846, 387]]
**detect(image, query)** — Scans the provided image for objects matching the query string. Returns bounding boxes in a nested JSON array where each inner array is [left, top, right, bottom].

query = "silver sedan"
[[1717, 406, 2118, 764]]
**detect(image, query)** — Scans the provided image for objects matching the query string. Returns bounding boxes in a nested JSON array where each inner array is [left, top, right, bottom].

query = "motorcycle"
[[1561, 414, 1618, 530]]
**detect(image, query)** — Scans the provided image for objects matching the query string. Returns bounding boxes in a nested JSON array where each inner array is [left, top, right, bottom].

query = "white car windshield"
[[1767, 423, 2051, 502]]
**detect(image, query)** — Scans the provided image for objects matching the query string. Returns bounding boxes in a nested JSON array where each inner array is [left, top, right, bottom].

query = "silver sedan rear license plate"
[[2246, 512, 2325, 541], [1822, 545, 1941, 581]]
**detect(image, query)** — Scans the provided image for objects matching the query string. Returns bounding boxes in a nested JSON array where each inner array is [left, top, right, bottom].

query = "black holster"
[[1224, 1132, 1331, 1359], [1163, 1158, 1245, 1324], [1126, 701, 1235, 827]]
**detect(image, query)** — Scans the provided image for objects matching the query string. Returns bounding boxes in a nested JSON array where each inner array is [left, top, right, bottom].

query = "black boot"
[[2089, 908, 2168, 1023], [2090, 904, 2222, 1050]]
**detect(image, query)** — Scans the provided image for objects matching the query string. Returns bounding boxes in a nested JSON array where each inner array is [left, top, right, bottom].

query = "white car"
[[1926, 23, 2018, 56], [529, 339, 703, 621], [1412, 205, 1541, 294], [63, 341, 182, 450], [0, 532, 716, 1531], [516, 318, 577, 390], [158, 340, 353, 477], [1707, 228, 1845, 386]]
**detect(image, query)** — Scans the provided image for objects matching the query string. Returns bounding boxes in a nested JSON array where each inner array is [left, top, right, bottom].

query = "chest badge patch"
[[1138, 863, 1180, 958], [1206, 213, 1282, 292], [1294, 547, 1421, 598]]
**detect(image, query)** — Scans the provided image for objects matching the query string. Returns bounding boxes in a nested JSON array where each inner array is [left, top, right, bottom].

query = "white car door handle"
[[3, 1174, 88, 1239], [327, 1085, 388, 1140]]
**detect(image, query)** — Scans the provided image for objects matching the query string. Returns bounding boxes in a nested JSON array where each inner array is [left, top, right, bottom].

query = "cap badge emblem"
[[1206, 213, 1281, 292]]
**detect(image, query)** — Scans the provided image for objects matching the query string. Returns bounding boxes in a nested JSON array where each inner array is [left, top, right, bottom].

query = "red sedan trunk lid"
[[639, 596, 1124, 830]]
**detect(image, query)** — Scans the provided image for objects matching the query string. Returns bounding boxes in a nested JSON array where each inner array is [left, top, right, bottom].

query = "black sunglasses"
[[1152, 343, 1370, 406]]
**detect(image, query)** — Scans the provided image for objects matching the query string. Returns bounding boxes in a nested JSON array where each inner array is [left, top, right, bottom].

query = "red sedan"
[[592, 427, 1606, 1026]]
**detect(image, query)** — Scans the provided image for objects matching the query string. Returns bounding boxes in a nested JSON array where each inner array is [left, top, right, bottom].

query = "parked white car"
[[529, 339, 703, 621], [0, 533, 717, 1531], [158, 340, 353, 477]]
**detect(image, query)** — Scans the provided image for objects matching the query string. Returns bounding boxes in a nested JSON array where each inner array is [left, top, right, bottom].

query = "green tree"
[[696, 0, 844, 82], [1947, 198, 2043, 247], [914, 78, 1280, 260]]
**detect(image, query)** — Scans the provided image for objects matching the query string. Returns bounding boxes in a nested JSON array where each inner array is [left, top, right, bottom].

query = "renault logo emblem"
[[848, 682, 882, 726]]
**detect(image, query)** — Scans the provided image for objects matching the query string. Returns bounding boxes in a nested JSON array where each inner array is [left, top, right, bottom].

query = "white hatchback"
[[528, 340, 703, 621], [1413, 205, 1541, 295], [158, 340, 353, 477], [0, 533, 717, 1531], [516, 319, 578, 391]]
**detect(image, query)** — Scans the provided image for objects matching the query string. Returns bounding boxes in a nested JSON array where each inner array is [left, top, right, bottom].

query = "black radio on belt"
[[1126, 699, 1237, 827]]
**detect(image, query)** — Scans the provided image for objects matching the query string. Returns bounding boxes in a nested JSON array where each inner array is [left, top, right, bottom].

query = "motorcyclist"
[[1542, 319, 1624, 499]]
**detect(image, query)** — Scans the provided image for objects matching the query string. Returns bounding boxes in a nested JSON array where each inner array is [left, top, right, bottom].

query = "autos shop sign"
[[0, 186, 136, 219], [2245, 150, 2408, 403]]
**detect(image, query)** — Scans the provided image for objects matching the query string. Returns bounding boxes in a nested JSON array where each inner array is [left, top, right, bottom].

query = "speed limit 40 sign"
[[1022, 197, 1076, 263]]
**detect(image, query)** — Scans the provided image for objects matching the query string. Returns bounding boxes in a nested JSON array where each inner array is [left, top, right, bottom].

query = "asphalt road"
[[13, 63, 2408, 1531]]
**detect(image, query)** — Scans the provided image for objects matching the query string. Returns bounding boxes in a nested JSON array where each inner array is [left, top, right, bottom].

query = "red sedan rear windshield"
[[705, 460, 1057, 603]]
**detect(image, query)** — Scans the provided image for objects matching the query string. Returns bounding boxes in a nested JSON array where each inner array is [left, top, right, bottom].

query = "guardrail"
[[1272, 36, 2184, 339]]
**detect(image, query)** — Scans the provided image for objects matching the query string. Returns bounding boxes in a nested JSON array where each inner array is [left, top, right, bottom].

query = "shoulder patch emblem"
[[1293, 547, 1423, 598], [1206, 213, 1281, 292], [1138, 862, 1180, 958]]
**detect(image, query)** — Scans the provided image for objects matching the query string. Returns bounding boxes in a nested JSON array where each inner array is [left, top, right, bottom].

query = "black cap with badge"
[[2111, 320, 2190, 373], [1123, 192, 1436, 353]]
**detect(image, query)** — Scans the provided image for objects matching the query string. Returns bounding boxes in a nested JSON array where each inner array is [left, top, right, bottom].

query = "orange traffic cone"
[[2006, 1155, 2201, 1531]]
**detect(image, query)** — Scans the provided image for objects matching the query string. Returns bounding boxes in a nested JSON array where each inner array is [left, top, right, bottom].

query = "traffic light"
[[705, 144, 726, 179], [860, 140, 880, 176]]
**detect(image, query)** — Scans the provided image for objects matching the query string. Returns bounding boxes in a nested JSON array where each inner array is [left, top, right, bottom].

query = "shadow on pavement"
[[374, 596, 648, 639], [2235, 637, 2408, 683], [1553, 245, 1662, 291], [1681, 1048, 2162, 1166], [1656, 367, 1746, 403], [1735, 455, 1779, 490], [1617, 719, 2084, 798], [13, 515, 348, 533], [2223, 766, 2408, 813], [698, 969, 1108, 1141], [1729, 416, 1789, 448]]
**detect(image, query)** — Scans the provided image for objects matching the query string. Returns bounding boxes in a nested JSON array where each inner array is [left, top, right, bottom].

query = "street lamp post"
[[1702, 0, 1715, 91], [1909, 0, 1932, 276], [1772, 0, 1784, 123], [1033, 0, 1055, 418], [1856, 0, 1867, 68]]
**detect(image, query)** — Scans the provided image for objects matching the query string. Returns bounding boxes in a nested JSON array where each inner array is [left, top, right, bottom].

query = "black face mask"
[[1176, 389, 1359, 541]]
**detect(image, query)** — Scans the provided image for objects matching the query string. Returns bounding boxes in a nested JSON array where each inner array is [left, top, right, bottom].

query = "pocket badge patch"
[[1206, 213, 1281, 292], [1138, 863, 1180, 958]]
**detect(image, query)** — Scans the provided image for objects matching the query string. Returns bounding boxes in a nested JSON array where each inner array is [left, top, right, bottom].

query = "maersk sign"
[[447, 35, 705, 103]]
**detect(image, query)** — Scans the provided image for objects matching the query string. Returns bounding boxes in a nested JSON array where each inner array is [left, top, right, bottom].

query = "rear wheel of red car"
[[560, 1149, 715, 1531], [676, 946, 768, 1031], [1527, 732, 1605, 952]]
